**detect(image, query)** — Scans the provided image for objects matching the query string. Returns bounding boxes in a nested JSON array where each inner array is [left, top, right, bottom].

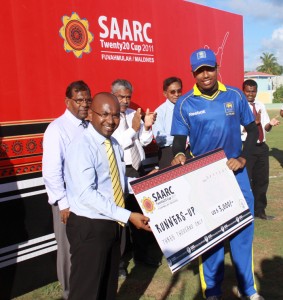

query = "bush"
[[273, 85, 283, 103]]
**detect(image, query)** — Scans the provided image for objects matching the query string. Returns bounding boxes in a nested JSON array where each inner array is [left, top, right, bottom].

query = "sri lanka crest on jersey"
[[224, 102, 235, 115]]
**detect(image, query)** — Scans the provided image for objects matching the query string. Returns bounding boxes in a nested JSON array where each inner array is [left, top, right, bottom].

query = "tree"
[[273, 85, 283, 103], [256, 52, 283, 75]]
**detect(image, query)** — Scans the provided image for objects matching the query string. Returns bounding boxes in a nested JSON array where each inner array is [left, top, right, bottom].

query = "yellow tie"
[[104, 139, 125, 210]]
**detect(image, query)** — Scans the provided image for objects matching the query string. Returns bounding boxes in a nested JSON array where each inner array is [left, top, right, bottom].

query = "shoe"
[[206, 296, 222, 300], [254, 212, 275, 220], [248, 293, 265, 300], [233, 287, 264, 300], [118, 268, 127, 279], [232, 286, 242, 298]]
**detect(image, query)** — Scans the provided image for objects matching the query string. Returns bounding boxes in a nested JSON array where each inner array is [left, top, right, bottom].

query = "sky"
[[186, 0, 283, 72]]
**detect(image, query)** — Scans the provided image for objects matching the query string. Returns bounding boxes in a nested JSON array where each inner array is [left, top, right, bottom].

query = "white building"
[[244, 71, 276, 104]]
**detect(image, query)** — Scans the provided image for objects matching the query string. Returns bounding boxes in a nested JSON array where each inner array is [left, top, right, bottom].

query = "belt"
[[126, 165, 144, 171], [160, 145, 172, 149]]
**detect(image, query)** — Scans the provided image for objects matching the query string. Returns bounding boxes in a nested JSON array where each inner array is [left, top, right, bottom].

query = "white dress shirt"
[[112, 108, 153, 165], [42, 109, 86, 210], [64, 124, 131, 223], [241, 100, 270, 143], [152, 99, 175, 147]]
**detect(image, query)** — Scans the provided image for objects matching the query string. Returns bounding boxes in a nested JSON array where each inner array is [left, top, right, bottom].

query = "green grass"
[[13, 110, 283, 300]]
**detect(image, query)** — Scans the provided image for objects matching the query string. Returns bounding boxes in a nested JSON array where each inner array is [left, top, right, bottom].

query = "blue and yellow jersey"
[[171, 81, 254, 159]]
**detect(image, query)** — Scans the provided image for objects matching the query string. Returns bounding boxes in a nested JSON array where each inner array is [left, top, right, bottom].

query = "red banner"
[[0, 0, 243, 122]]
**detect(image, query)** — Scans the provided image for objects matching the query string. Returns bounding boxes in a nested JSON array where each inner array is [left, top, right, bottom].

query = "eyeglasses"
[[116, 94, 131, 101], [90, 108, 120, 120], [168, 89, 182, 95], [70, 98, 92, 105]]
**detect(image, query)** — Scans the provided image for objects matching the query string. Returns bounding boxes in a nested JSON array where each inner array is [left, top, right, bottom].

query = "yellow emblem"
[[59, 12, 94, 58], [141, 197, 155, 213]]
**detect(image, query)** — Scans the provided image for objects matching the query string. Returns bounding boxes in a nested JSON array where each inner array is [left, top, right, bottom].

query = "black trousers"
[[245, 142, 269, 215], [125, 165, 163, 264], [66, 213, 121, 300], [158, 146, 174, 169]]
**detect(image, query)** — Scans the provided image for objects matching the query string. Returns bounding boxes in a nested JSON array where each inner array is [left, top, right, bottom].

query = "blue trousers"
[[199, 167, 257, 298]]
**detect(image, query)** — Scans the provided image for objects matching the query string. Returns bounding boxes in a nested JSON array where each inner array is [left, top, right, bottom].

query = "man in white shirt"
[[111, 79, 156, 174], [42, 81, 92, 299], [153, 77, 190, 169], [242, 79, 280, 220], [111, 79, 162, 268], [280, 103, 283, 117]]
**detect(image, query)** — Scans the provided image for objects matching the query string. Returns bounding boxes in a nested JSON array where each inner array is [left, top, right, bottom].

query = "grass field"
[[14, 110, 283, 300]]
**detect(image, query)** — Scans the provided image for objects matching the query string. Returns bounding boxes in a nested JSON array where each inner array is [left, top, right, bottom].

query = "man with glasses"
[[64, 92, 152, 300], [110, 79, 162, 269], [42, 80, 91, 300], [153, 77, 189, 169]]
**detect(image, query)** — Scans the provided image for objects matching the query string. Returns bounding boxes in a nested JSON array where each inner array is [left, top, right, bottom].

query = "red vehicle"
[[0, 0, 243, 297]]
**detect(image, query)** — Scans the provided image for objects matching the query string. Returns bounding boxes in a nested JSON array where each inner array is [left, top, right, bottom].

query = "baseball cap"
[[190, 48, 217, 72]]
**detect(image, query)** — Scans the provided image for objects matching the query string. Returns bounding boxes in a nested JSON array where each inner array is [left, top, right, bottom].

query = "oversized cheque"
[[130, 148, 253, 273]]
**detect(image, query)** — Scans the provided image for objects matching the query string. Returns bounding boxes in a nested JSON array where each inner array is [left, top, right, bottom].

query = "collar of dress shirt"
[[65, 109, 85, 127], [87, 122, 117, 146], [165, 99, 175, 109]]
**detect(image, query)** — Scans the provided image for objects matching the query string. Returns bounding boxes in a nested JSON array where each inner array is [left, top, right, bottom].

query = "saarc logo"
[[141, 196, 155, 213], [59, 12, 94, 58]]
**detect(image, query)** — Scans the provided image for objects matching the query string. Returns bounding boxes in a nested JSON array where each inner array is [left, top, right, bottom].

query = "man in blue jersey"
[[171, 48, 264, 300]]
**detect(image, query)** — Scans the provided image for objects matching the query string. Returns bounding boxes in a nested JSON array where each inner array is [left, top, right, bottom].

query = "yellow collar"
[[193, 81, 226, 96]]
